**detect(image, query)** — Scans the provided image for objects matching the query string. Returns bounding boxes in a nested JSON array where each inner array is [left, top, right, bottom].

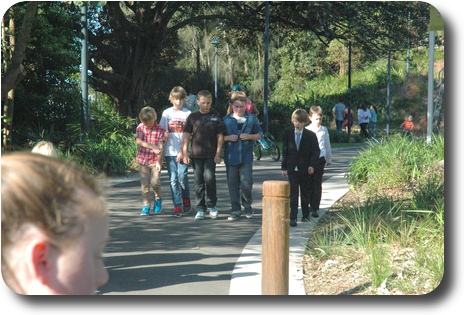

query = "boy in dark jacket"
[[281, 109, 320, 227]]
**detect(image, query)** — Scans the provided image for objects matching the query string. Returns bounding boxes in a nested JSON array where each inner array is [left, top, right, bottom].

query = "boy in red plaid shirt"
[[135, 106, 166, 215]]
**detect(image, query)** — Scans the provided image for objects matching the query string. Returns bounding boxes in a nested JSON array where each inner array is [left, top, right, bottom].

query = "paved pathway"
[[97, 146, 363, 295]]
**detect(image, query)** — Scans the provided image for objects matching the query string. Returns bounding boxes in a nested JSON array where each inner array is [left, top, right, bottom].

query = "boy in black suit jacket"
[[281, 109, 320, 227]]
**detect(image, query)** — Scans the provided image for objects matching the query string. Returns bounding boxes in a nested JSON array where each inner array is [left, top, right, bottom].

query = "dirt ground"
[[302, 187, 416, 295]]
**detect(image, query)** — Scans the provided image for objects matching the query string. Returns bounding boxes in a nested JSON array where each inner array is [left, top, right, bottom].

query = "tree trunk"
[[1, 2, 38, 149]]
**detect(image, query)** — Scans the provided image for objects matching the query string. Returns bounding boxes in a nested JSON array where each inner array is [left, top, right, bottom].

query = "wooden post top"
[[262, 180, 290, 198]]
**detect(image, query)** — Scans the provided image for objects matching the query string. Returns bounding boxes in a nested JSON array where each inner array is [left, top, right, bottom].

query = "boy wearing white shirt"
[[306, 106, 332, 219]]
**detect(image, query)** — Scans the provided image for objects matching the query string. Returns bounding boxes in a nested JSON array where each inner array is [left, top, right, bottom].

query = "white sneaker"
[[209, 207, 218, 220]]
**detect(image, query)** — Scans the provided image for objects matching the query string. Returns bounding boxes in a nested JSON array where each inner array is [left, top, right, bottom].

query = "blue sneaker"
[[195, 210, 205, 220], [154, 199, 162, 214], [140, 206, 150, 216]]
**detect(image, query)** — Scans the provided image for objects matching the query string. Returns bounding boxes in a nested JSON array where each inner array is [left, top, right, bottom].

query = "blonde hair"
[[139, 106, 157, 123], [309, 106, 323, 117], [168, 86, 187, 101], [31, 141, 59, 158], [292, 108, 309, 124], [230, 91, 247, 104], [196, 90, 212, 100], [1, 153, 107, 285]]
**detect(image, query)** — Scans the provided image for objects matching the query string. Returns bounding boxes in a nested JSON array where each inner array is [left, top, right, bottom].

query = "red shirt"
[[402, 121, 414, 130], [136, 122, 165, 166]]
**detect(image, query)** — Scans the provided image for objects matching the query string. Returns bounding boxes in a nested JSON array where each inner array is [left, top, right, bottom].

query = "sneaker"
[[228, 212, 241, 221], [195, 210, 205, 220], [310, 210, 319, 218], [172, 206, 182, 217], [245, 208, 254, 219], [290, 219, 297, 227], [140, 206, 150, 216], [154, 199, 163, 214], [183, 198, 191, 213], [301, 217, 310, 222], [209, 207, 218, 220]]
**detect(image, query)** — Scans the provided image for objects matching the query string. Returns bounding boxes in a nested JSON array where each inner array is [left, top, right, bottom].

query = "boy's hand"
[[308, 166, 314, 175], [214, 154, 221, 164], [281, 170, 287, 177]]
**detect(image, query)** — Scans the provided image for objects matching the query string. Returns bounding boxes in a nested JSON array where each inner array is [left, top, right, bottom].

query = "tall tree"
[[1, 2, 38, 148], [86, 1, 429, 118]]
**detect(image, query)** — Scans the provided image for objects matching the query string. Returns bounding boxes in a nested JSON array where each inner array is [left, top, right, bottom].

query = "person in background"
[[184, 91, 200, 112], [135, 106, 166, 216], [31, 140, 59, 158], [342, 107, 354, 133], [400, 114, 414, 136], [368, 104, 378, 138], [227, 84, 259, 116], [357, 102, 371, 139], [332, 98, 346, 133], [281, 109, 320, 227], [182, 90, 226, 220], [160, 86, 192, 217], [223, 91, 263, 221], [306, 106, 332, 220], [1, 152, 109, 295]]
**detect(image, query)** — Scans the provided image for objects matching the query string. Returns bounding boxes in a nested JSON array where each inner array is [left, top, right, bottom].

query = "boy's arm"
[[215, 133, 224, 164], [182, 132, 191, 164]]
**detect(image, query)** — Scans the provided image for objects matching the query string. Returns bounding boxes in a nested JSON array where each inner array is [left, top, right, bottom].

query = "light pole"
[[212, 38, 220, 107]]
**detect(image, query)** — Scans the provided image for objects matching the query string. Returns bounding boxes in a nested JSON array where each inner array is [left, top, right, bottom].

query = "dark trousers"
[[309, 157, 326, 211], [191, 158, 217, 210], [287, 170, 311, 220], [360, 123, 369, 138]]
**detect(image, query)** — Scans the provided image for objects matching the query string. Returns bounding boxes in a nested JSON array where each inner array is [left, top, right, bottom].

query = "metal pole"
[[263, 1, 270, 133], [214, 45, 218, 107], [347, 41, 352, 141], [81, 4, 88, 137], [386, 50, 391, 135], [427, 31, 435, 144]]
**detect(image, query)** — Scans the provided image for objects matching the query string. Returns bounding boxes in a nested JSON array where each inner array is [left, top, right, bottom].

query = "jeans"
[[226, 163, 253, 213], [191, 158, 217, 210], [335, 119, 343, 132], [368, 122, 376, 137], [166, 156, 190, 207], [139, 164, 162, 206]]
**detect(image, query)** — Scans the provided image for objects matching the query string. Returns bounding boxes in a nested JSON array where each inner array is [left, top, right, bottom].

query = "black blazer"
[[281, 127, 320, 173]]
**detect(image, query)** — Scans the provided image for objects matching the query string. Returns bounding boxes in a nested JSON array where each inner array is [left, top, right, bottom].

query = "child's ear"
[[28, 237, 53, 286]]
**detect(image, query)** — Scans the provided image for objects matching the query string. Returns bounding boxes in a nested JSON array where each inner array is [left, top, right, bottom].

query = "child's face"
[[48, 191, 109, 294], [310, 113, 322, 126], [231, 100, 246, 117], [292, 119, 305, 131], [171, 98, 185, 110], [197, 96, 212, 114], [142, 118, 156, 129]]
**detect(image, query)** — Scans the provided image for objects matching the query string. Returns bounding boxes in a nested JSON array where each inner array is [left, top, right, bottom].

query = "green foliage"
[[345, 134, 445, 192], [308, 133, 444, 294], [65, 100, 138, 176]]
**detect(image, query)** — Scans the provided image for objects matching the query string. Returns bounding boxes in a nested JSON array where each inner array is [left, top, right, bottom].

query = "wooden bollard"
[[261, 180, 290, 295]]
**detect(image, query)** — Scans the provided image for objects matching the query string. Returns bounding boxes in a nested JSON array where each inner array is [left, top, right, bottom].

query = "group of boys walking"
[[135, 86, 331, 226]]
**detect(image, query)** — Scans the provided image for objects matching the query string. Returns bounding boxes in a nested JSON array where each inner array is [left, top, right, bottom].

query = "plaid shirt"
[[136, 122, 165, 166]]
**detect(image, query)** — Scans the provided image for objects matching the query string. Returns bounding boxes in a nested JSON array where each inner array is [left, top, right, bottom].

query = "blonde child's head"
[[309, 106, 323, 117], [291, 108, 309, 124], [1, 152, 109, 294], [230, 91, 247, 104], [31, 141, 59, 158], [169, 86, 187, 102], [406, 115, 413, 121], [139, 106, 157, 124]]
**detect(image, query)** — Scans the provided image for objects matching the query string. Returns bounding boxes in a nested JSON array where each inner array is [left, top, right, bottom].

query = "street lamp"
[[212, 38, 220, 106]]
